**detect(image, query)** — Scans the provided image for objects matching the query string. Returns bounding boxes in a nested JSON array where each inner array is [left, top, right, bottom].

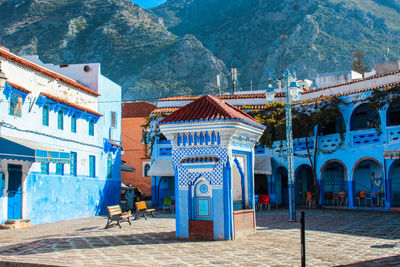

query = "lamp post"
[[266, 68, 301, 222]]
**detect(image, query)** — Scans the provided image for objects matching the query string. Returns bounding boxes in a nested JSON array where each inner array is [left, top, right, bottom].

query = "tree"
[[249, 97, 345, 207], [352, 51, 369, 75]]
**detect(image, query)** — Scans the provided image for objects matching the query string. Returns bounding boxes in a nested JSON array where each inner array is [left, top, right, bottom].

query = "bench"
[[135, 201, 156, 220], [105, 205, 133, 229]]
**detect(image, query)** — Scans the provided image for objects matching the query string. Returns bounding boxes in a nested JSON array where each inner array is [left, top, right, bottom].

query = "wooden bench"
[[105, 205, 133, 229], [135, 201, 156, 220]]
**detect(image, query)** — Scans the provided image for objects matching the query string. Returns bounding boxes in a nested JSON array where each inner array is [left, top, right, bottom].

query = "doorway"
[[7, 164, 22, 220]]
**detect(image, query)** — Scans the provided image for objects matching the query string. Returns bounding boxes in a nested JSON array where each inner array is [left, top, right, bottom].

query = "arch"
[[389, 160, 400, 207], [320, 160, 348, 206], [351, 157, 383, 174], [320, 159, 348, 176], [350, 103, 381, 131], [320, 111, 346, 136], [386, 100, 400, 126], [352, 157, 384, 207], [295, 164, 314, 205]]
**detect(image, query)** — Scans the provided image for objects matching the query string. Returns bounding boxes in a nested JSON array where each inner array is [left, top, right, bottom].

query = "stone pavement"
[[1, 209, 400, 266]]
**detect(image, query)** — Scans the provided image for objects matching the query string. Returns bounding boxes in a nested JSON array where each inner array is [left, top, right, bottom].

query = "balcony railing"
[[387, 125, 400, 144], [351, 129, 381, 146]]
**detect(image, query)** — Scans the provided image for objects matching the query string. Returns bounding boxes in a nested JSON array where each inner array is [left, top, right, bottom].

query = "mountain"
[[0, 0, 227, 100], [154, 0, 400, 90]]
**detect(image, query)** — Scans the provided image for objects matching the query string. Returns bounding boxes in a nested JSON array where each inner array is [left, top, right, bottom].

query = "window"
[[70, 152, 77, 176], [9, 95, 22, 117], [71, 115, 76, 133], [89, 155, 95, 178], [56, 163, 64, 175], [89, 120, 94, 136], [58, 111, 64, 130], [111, 111, 117, 128], [43, 105, 49, 126], [107, 153, 112, 178], [41, 162, 49, 174]]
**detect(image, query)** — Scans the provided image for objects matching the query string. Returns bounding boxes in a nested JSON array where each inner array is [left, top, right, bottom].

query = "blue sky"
[[131, 0, 166, 8]]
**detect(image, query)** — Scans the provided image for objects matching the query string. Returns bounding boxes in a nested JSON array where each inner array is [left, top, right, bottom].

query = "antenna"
[[216, 74, 221, 95], [231, 67, 238, 94], [280, 32, 287, 75]]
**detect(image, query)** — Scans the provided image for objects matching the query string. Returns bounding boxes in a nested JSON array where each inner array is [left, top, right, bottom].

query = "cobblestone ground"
[[1, 209, 400, 266]]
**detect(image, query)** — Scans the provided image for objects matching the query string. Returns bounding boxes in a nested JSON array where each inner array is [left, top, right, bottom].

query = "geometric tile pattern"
[[173, 145, 228, 190]]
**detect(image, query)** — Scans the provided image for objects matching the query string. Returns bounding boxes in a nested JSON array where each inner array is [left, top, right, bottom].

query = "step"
[[0, 219, 31, 230]]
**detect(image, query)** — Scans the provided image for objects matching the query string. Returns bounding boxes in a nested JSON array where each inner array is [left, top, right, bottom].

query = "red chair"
[[259, 194, 270, 211]]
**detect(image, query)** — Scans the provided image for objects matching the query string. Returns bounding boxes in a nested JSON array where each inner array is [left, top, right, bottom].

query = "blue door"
[[7, 164, 22, 220]]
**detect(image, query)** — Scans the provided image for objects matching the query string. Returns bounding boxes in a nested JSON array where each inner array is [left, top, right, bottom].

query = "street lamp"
[[266, 68, 302, 222], [0, 61, 7, 89]]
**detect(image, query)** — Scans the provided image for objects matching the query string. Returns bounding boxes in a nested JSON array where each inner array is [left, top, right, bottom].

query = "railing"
[[387, 125, 400, 144], [319, 133, 342, 151], [157, 139, 171, 144], [351, 129, 381, 146]]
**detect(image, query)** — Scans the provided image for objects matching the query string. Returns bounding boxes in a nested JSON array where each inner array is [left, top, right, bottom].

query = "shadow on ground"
[[256, 208, 400, 240], [337, 254, 400, 266]]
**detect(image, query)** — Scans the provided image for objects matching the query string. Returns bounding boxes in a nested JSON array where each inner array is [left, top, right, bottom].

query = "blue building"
[[0, 47, 121, 226], [149, 63, 400, 212]]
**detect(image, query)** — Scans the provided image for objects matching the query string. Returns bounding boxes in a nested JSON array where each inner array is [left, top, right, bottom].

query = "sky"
[[131, 0, 167, 8]]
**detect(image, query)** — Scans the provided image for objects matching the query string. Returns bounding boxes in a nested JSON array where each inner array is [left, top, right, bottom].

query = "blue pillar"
[[347, 168, 354, 208]]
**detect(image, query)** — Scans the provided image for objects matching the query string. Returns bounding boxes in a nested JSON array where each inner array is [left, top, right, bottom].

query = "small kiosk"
[[159, 95, 264, 240]]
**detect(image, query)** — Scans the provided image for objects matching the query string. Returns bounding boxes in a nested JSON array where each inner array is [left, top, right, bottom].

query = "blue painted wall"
[[25, 173, 120, 225]]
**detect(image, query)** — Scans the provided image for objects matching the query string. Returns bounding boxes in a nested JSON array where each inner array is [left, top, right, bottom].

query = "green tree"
[[352, 51, 369, 75]]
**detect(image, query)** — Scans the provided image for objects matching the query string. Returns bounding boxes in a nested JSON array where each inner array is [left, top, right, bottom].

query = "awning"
[[148, 159, 174, 176], [121, 164, 136, 172], [0, 136, 70, 163], [254, 157, 272, 175]]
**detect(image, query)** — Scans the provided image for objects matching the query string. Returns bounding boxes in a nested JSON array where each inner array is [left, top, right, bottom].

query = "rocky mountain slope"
[[0, 0, 227, 100], [154, 0, 400, 90]]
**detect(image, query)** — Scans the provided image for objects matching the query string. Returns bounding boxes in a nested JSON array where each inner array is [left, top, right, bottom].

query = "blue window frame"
[[107, 153, 112, 178], [43, 105, 49, 126], [89, 120, 94, 136], [56, 163, 64, 175], [58, 111, 64, 130], [9, 95, 22, 117], [70, 152, 77, 176], [40, 162, 49, 174], [89, 155, 95, 178], [71, 115, 76, 133]]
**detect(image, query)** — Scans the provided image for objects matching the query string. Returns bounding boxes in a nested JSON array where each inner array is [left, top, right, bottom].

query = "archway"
[[350, 103, 381, 131], [320, 112, 345, 136], [390, 160, 400, 207], [321, 161, 347, 206], [353, 158, 384, 207], [295, 164, 314, 205], [387, 100, 400, 126], [275, 167, 288, 206]]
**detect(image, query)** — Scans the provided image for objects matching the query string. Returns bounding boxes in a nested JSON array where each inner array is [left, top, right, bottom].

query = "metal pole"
[[301, 211, 305, 267], [284, 71, 296, 222]]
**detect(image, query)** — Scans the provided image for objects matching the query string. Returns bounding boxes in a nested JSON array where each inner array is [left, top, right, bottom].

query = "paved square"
[[1, 209, 400, 266]]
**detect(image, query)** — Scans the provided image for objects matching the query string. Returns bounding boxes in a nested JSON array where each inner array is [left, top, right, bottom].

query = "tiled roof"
[[181, 157, 220, 163], [7, 82, 31, 94], [159, 95, 264, 128], [158, 93, 266, 102], [122, 101, 156, 118], [0, 47, 99, 97], [40, 92, 103, 117], [152, 104, 270, 114]]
